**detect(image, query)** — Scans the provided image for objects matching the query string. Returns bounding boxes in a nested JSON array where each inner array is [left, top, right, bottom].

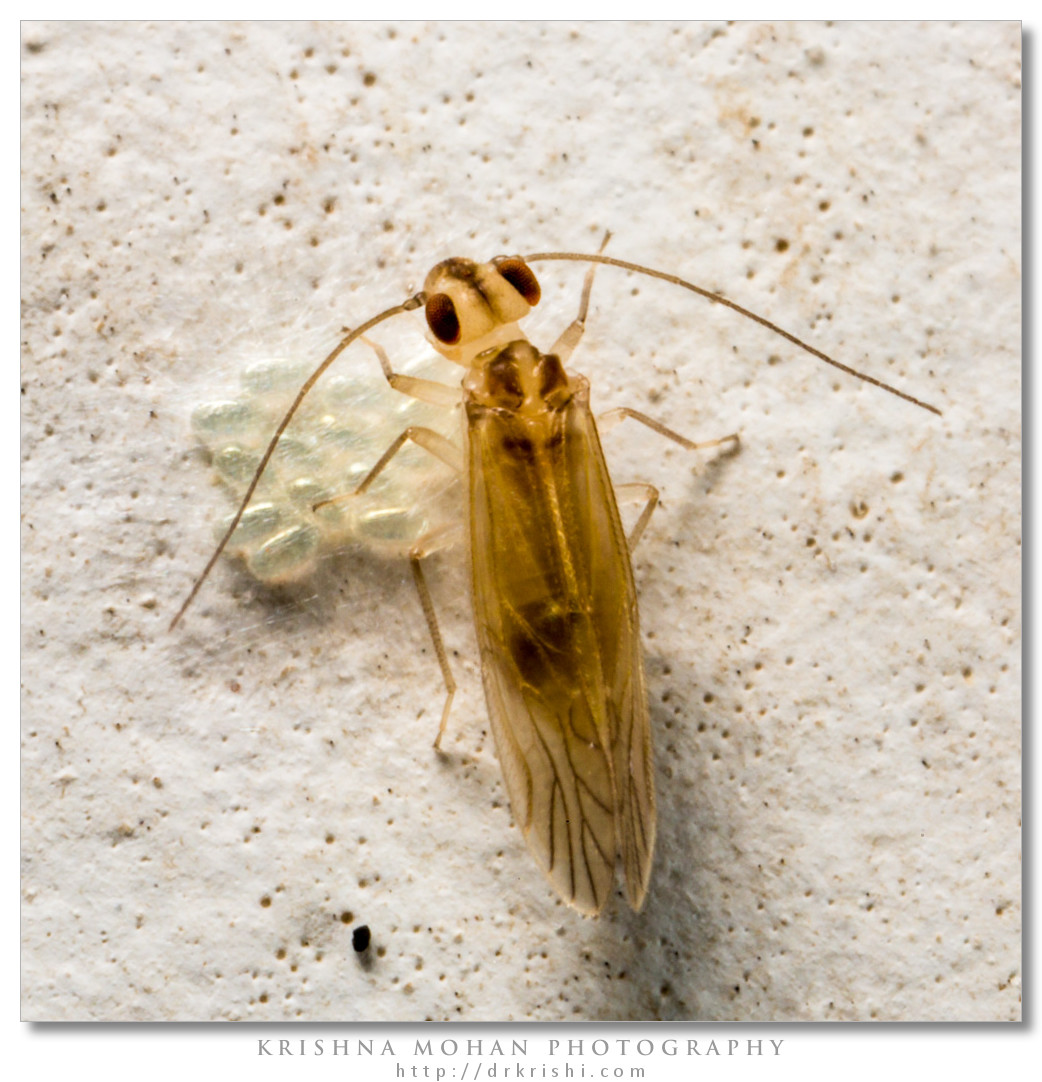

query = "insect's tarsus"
[[169, 294, 426, 630], [524, 250, 943, 417]]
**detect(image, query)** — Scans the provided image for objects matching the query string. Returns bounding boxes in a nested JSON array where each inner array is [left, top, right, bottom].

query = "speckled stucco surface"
[[21, 22, 1020, 1021]]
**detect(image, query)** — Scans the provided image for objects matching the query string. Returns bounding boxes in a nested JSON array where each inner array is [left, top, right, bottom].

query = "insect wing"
[[575, 397, 656, 912], [607, 601, 655, 912], [467, 378, 655, 913]]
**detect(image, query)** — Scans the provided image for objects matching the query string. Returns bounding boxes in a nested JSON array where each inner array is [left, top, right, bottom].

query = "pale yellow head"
[[423, 255, 541, 365]]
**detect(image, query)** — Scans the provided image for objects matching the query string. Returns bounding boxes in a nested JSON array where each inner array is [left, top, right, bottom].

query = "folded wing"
[[467, 379, 655, 913]]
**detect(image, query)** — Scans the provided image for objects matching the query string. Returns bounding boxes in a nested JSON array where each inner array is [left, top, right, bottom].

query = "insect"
[[173, 238, 940, 915]]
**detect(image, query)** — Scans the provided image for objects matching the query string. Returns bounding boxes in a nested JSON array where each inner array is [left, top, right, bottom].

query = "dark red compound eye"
[[425, 293, 461, 344], [493, 256, 541, 306]]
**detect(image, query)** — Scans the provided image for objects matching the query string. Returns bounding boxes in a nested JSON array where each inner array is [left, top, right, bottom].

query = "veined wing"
[[477, 625, 618, 913], [466, 375, 655, 913]]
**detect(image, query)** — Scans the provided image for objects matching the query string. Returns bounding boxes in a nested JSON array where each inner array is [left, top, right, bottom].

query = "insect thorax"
[[463, 340, 573, 412]]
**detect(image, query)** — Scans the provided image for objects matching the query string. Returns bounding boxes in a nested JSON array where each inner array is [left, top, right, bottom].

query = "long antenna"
[[170, 293, 426, 629], [525, 250, 942, 417]]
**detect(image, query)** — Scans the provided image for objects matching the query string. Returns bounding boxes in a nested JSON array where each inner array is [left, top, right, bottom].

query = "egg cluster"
[[191, 351, 463, 582]]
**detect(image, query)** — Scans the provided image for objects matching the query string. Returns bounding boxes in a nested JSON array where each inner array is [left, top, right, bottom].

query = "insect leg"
[[408, 523, 466, 750], [353, 427, 464, 498], [601, 409, 738, 548], [612, 481, 660, 552], [598, 406, 740, 455], [360, 336, 461, 408], [343, 416, 465, 748], [548, 232, 612, 363]]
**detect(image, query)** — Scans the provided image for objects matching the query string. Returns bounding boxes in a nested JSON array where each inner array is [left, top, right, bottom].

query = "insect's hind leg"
[[548, 231, 612, 363], [408, 524, 465, 750], [341, 409, 466, 750], [313, 402, 465, 747]]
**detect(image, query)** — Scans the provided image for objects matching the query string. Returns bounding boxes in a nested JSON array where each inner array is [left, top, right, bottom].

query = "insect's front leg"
[[360, 336, 461, 408], [548, 231, 612, 363]]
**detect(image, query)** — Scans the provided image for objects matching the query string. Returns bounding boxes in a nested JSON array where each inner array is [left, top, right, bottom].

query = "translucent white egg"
[[192, 349, 463, 583]]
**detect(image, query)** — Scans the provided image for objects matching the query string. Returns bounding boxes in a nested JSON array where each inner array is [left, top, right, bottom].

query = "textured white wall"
[[21, 21, 1020, 1021]]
